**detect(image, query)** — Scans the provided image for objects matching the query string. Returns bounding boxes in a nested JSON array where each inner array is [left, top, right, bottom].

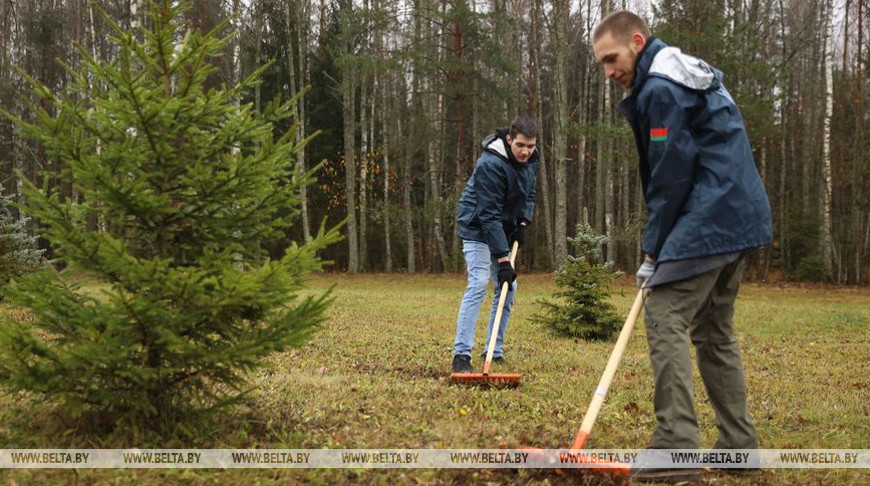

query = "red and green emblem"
[[650, 127, 668, 142]]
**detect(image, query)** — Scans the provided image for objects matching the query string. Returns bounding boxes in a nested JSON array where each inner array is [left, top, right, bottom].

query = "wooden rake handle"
[[482, 240, 519, 375], [571, 286, 649, 450]]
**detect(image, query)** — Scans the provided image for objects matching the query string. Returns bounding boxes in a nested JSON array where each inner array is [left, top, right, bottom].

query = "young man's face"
[[592, 32, 646, 88], [506, 133, 537, 163]]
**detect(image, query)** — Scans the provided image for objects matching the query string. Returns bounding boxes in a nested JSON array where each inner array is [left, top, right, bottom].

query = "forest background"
[[1, 0, 868, 283]]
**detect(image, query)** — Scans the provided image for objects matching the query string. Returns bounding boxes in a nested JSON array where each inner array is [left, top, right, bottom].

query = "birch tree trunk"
[[595, 82, 606, 249], [88, 0, 104, 232], [129, 0, 143, 30], [295, 0, 312, 242], [603, 81, 615, 263], [427, 3, 448, 271], [232, 0, 242, 88], [359, 71, 369, 271], [820, 0, 835, 280]]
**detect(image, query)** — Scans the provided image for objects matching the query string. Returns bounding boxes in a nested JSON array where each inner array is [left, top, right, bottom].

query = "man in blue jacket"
[[592, 11, 772, 482], [452, 116, 539, 373]]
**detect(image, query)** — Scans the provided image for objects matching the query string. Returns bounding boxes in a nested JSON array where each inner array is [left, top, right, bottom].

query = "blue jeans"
[[453, 239, 516, 358]]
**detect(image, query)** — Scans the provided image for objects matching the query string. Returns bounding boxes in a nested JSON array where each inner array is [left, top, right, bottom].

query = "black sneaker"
[[630, 468, 703, 483], [479, 355, 506, 364], [629, 449, 703, 484], [452, 355, 473, 373], [713, 467, 760, 476]]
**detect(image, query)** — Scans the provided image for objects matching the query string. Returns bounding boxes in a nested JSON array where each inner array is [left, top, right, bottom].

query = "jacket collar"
[[631, 37, 667, 92]]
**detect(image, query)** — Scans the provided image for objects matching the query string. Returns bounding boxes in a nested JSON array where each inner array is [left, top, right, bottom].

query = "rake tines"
[[449, 372, 522, 388]]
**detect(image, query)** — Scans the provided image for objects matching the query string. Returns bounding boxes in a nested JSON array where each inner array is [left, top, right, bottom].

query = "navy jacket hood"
[[619, 38, 772, 262], [455, 131, 540, 258]]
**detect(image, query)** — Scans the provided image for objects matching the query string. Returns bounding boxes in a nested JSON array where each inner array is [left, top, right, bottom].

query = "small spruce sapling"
[[532, 223, 623, 340]]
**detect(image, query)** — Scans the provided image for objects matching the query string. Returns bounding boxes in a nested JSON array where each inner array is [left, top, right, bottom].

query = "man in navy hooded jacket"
[[592, 11, 771, 482], [452, 116, 539, 374]]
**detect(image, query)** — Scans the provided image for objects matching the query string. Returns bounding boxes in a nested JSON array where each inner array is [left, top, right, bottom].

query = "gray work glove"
[[636, 257, 656, 288]]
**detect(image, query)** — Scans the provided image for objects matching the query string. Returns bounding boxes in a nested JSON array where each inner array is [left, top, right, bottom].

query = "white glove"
[[636, 257, 656, 288]]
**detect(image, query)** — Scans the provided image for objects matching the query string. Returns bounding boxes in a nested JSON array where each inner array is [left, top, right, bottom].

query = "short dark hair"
[[509, 115, 538, 139], [593, 10, 651, 43]]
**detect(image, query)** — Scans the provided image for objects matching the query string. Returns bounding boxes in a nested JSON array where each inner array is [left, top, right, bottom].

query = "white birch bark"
[[820, 0, 835, 280]]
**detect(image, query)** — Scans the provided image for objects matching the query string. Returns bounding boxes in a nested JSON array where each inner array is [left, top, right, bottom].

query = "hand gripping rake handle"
[[482, 240, 519, 376], [571, 286, 649, 450]]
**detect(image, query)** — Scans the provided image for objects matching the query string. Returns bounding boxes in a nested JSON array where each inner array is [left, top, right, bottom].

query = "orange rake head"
[[521, 446, 631, 484], [449, 372, 521, 388]]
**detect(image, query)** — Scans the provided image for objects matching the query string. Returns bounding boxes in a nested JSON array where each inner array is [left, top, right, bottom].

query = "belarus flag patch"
[[650, 127, 668, 142]]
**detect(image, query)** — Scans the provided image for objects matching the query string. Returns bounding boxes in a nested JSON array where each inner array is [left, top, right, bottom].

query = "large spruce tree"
[[0, 0, 340, 428]]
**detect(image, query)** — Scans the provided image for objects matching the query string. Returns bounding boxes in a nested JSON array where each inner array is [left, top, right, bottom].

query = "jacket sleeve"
[[522, 164, 537, 224], [641, 83, 699, 258], [473, 161, 511, 258]]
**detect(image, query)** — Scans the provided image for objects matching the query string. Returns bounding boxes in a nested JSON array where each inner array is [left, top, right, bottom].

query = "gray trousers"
[[644, 257, 758, 449]]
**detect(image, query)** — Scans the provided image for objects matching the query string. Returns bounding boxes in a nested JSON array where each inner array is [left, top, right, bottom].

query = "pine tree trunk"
[[758, 139, 769, 279], [0, 0, 12, 202], [550, 0, 569, 265], [382, 70, 393, 272], [254, 1, 262, 112], [372, 0, 390, 272], [401, 110, 415, 273], [451, 1, 467, 272], [595, 0, 612, 254], [428, 92, 449, 271], [578, 0, 594, 250], [369, 65, 377, 266], [408, 0, 425, 273], [531, 0, 553, 269], [341, 0, 358, 272], [619, 110, 630, 267], [756, 1, 771, 280], [777, 0, 789, 272], [854, 0, 865, 283]]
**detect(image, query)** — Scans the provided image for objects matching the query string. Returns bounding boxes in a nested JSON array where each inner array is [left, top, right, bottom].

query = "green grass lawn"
[[1, 273, 869, 485]]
